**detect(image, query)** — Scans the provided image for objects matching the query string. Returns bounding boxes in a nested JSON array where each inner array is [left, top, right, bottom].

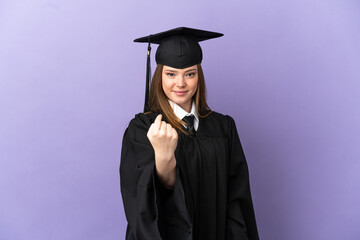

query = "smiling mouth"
[[173, 90, 188, 96]]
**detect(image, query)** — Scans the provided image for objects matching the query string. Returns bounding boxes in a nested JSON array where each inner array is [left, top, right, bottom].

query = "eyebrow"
[[164, 68, 197, 73]]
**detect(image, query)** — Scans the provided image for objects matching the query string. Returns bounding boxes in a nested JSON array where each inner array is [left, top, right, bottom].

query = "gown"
[[119, 109, 260, 240]]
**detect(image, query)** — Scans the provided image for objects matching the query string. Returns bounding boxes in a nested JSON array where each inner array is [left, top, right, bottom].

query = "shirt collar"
[[168, 99, 199, 130]]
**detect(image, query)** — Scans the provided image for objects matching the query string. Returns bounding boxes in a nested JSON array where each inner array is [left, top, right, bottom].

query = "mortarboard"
[[134, 27, 224, 112]]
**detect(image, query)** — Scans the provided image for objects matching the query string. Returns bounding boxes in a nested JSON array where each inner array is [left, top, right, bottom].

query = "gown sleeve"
[[225, 115, 260, 240], [120, 114, 192, 240]]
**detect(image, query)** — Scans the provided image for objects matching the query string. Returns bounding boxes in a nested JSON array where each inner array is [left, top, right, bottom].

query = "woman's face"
[[162, 65, 198, 113]]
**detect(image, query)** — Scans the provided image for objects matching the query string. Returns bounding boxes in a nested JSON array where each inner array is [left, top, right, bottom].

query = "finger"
[[172, 127, 178, 139], [159, 121, 166, 135], [153, 114, 162, 130], [172, 127, 178, 136], [154, 114, 162, 124], [147, 126, 153, 141], [148, 122, 156, 135], [166, 123, 172, 136]]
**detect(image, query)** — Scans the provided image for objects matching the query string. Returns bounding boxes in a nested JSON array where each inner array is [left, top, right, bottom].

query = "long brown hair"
[[145, 64, 212, 135]]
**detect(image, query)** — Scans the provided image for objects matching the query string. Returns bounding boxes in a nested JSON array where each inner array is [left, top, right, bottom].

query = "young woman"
[[120, 27, 260, 240]]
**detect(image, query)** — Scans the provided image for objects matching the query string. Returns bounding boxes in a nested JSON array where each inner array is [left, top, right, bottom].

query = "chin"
[[172, 98, 189, 104]]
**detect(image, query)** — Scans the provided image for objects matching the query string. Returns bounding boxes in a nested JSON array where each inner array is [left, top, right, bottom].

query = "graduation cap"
[[133, 27, 224, 112]]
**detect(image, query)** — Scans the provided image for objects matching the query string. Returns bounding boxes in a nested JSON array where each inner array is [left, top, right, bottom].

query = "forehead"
[[163, 65, 197, 72]]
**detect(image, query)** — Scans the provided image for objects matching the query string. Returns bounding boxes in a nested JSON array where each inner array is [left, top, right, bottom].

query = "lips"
[[174, 90, 188, 96]]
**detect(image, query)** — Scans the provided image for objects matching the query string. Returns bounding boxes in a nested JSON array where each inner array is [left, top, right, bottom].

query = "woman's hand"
[[147, 114, 178, 161], [147, 114, 177, 188]]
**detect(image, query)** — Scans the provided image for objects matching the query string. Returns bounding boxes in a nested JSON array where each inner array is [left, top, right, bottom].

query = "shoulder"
[[199, 110, 237, 137], [206, 110, 233, 121], [126, 111, 163, 130], [206, 110, 236, 127], [133, 111, 159, 125], [123, 111, 162, 143]]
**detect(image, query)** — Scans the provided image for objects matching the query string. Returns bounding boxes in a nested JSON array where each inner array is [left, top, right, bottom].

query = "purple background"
[[1, 0, 359, 239]]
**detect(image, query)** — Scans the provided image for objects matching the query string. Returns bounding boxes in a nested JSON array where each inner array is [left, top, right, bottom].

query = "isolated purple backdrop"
[[1, 0, 359, 239]]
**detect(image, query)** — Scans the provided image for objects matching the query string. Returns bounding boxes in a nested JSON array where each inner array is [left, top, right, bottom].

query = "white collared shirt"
[[168, 99, 199, 131]]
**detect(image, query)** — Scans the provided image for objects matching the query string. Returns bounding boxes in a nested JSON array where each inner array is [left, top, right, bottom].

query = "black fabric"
[[133, 27, 224, 44], [155, 35, 202, 69], [120, 110, 260, 240], [133, 27, 223, 69], [182, 115, 195, 136]]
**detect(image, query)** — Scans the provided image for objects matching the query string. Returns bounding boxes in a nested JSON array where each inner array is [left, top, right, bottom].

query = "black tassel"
[[143, 35, 152, 113]]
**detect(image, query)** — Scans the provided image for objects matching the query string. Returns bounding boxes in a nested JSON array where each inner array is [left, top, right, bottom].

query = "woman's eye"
[[167, 73, 175, 77], [187, 73, 195, 77]]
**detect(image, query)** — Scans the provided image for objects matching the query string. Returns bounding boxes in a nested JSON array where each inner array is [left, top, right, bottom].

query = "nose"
[[176, 76, 186, 87]]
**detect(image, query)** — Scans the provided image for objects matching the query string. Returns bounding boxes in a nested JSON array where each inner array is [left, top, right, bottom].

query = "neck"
[[181, 102, 192, 113]]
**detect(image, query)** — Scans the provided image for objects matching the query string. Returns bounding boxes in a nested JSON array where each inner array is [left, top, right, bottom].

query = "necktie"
[[182, 115, 195, 135]]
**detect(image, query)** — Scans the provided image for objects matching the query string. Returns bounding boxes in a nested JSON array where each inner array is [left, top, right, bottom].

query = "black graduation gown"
[[120, 110, 259, 240]]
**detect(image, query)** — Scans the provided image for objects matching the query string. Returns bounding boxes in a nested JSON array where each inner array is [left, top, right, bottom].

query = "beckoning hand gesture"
[[147, 114, 177, 188]]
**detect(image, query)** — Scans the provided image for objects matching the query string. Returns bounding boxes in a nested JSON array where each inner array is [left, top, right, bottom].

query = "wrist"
[[155, 153, 175, 163], [155, 157, 176, 189]]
